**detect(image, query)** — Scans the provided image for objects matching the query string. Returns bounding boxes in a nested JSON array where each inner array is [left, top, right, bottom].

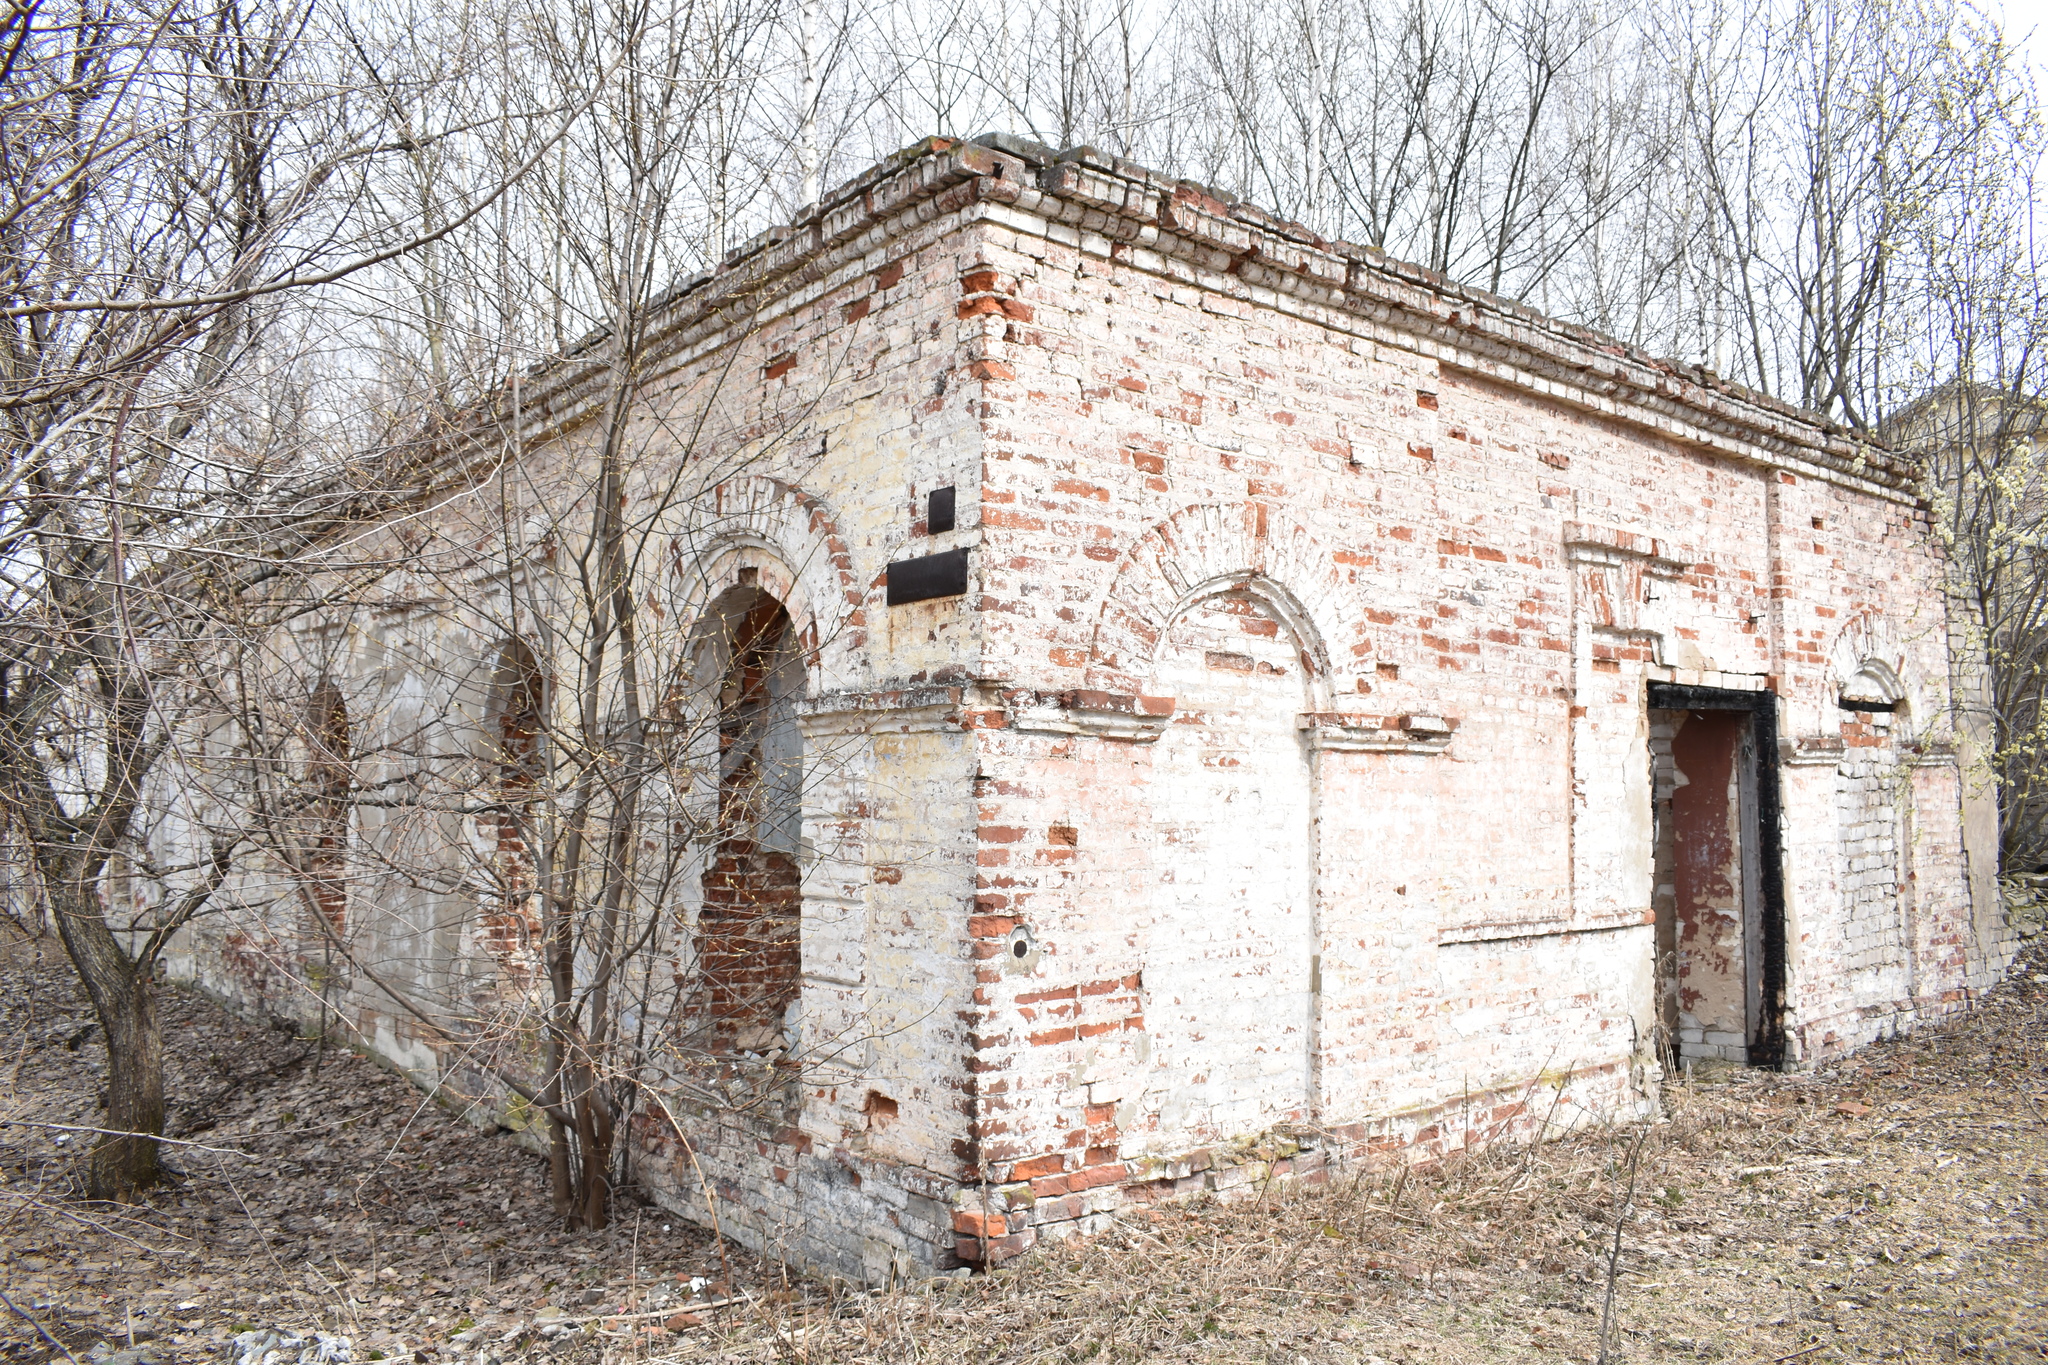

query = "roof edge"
[[499, 136, 1913, 501]]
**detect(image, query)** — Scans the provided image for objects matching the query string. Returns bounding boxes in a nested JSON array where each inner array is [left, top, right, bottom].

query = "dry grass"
[[3, 932, 2043, 1364], [660, 951, 2047, 1365]]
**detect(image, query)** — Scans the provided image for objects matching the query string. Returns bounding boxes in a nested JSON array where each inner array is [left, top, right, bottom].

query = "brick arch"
[[669, 475, 865, 689], [1825, 612, 1927, 731], [1085, 501, 1364, 705]]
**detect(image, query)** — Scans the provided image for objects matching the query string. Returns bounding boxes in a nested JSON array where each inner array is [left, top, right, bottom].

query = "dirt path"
[[4, 932, 2043, 1364]]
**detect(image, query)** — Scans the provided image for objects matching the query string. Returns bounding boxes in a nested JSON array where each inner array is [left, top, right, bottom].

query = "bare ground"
[[3, 931, 2043, 1365]]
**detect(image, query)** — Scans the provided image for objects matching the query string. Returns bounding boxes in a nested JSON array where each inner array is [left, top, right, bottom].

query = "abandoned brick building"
[[163, 136, 2018, 1282]]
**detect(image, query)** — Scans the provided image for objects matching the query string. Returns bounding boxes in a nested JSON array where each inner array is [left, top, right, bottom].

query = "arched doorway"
[[695, 587, 806, 1053], [1137, 588, 1316, 1150]]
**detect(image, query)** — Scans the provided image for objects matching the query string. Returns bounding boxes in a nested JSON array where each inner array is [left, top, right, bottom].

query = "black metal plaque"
[[885, 546, 968, 605]]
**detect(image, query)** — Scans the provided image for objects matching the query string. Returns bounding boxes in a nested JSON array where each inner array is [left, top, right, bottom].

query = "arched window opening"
[[484, 639, 545, 952], [304, 680, 351, 936], [697, 591, 804, 1054], [1841, 660, 1903, 706]]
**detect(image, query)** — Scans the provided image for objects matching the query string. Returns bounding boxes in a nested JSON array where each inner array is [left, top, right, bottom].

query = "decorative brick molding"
[[1564, 520, 1691, 653], [1008, 689, 1175, 742], [981, 147, 1915, 502], [1087, 501, 1364, 701], [1561, 520, 1689, 570], [1297, 711, 1454, 753], [1783, 735, 1848, 767], [674, 475, 864, 686], [1824, 611, 1925, 727], [475, 137, 1917, 511], [797, 685, 966, 736]]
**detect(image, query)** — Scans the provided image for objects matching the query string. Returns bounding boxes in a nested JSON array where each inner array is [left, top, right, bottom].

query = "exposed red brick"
[[1068, 1162, 1126, 1192], [952, 1208, 1005, 1237], [1014, 984, 1078, 1005], [1010, 1153, 1066, 1181]]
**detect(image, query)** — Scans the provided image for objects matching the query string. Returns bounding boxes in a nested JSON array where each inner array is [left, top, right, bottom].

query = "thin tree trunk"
[[48, 878, 163, 1200], [575, 1077, 614, 1229], [543, 1035, 576, 1217], [798, 0, 820, 205]]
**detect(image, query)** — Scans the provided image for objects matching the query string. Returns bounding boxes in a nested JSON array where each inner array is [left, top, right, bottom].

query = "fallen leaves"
[[0, 932, 767, 1365], [4, 934, 2045, 1364]]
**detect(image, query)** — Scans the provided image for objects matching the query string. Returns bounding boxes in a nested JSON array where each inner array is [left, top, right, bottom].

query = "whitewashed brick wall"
[[149, 138, 2018, 1283]]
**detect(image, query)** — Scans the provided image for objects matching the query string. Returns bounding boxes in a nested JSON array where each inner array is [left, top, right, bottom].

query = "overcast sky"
[[1999, 0, 2048, 75]]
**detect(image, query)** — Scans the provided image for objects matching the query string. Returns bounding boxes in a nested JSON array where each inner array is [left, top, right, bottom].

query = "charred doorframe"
[[1646, 682, 1789, 1068]]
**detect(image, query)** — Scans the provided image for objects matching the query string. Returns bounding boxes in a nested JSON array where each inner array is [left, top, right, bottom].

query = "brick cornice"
[[973, 146, 1911, 502], [494, 138, 1023, 451], [486, 135, 1913, 506]]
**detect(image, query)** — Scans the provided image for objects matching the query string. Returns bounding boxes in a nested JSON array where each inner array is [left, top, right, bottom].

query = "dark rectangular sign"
[[885, 546, 969, 605]]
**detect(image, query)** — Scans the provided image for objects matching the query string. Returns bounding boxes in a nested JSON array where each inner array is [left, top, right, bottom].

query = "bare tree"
[[1883, 93, 2048, 867], [0, 0, 568, 1200], [1652, 0, 2032, 423], [175, 0, 836, 1234]]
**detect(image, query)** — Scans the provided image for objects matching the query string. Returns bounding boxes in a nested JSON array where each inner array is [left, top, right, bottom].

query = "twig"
[[639, 1090, 733, 1287], [1596, 1125, 1650, 1365], [542, 1295, 744, 1327], [213, 1150, 303, 1293], [1250, 1285, 1356, 1299], [0, 1187, 192, 1253], [0, 1120, 254, 1155], [1754, 1342, 1827, 1364], [0, 1285, 82, 1365], [978, 1156, 991, 1268]]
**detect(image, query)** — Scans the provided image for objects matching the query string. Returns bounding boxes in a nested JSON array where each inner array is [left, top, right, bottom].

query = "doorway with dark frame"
[[1647, 683, 1788, 1069]]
